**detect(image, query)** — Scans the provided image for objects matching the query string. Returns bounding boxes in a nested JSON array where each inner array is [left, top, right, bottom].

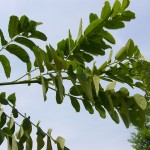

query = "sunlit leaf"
[[101, 1, 111, 19], [84, 19, 104, 36], [111, 0, 121, 17], [106, 81, 116, 91], [134, 94, 147, 110], [57, 136, 65, 150]]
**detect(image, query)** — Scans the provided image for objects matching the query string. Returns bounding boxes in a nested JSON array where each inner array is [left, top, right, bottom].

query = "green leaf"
[[129, 109, 145, 128], [12, 108, 18, 118], [2, 127, 13, 136], [6, 44, 30, 63], [119, 108, 130, 128], [0, 110, 6, 128], [84, 19, 104, 36], [99, 30, 116, 44], [69, 85, 84, 96], [76, 19, 82, 43], [14, 37, 36, 50], [7, 117, 14, 130], [81, 52, 94, 63], [8, 16, 20, 38], [22, 118, 31, 131], [16, 126, 24, 139], [37, 136, 45, 150], [124, 39, 134, 57], [7, 93, 16, 105], [0, 130, 5, 145], [115, 47, 127, 61], [98, 61, 107, 72], [0, 92, 8, 105], [101, 1, 111, 19], [121, 0, 130, 12], [70, 96, 80, 112], [89, 13, 99, 23], [68, 65, 76, 84], [46, 129, 53, 150], [134, 94, 147, 110], [37, 127, 46, 138], [93, 75, 100, 96], [106, 81, 116, 91], [68, 30, 75, 51], [20, 15, 30, 32], [117, 10, 135, 21], [111, 0, 121, 17], [104, 19, 125, 29], [26, 136, 33, 150], [119, 87, 129, 97], [41, 76, 48, 101], [0, 29, 7, 46], [95, 103, 106, 118], [82, 99, 94, 114], [32, 46, 44, 73], [77, 68, 94, 105], [55, 75, 64, 104], [42, 50, 53, 68], [29, 30, 47, 41], [57, 136, 65, 150], [0, 55, 11, 78], [108, 50, 113, 63], [27, 61, 32, 73]]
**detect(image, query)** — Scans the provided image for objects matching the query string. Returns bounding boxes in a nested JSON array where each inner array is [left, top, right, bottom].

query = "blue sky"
[[0, 0, 150, 150]]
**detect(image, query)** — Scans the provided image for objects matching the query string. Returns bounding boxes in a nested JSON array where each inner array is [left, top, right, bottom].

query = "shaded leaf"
[[6, 44, 30, 63], [70, 96, 80, 112], [0, 55, 11, 78], [41, 76, 48, 101], [37, 127, 46, 138], [7, 93, 16, 105], [8, 16, 20, 38], [14, 37, 36, 50], [29, 30, 47, 41], [32, 46, 44, 72], [37, 136, 45, 150], [104, 19, 125, 29], [82, 100, 94, 114], [69, 85, 84, 96], [0, 29, 7, 46]]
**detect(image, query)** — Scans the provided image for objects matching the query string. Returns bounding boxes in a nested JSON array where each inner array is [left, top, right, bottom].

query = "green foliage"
[[0, 0, 149, 149]]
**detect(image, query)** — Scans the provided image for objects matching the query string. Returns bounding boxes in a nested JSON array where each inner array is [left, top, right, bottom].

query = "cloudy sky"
[[0, 0, 150, 150]]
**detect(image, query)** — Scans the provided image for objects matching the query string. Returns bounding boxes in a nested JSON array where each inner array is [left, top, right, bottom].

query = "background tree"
[[0, 0, 150, 149], [128, 116, 150, 150]]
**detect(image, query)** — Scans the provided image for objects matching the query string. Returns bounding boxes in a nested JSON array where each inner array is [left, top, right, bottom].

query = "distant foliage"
[[0, 0, 150, 149], [128, 117, 150, 150]]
